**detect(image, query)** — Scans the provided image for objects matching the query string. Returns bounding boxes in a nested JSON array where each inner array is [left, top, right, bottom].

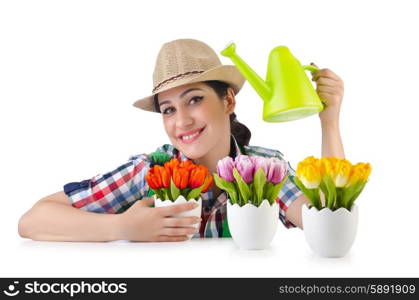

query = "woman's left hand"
[[310, 63, 344, 125]]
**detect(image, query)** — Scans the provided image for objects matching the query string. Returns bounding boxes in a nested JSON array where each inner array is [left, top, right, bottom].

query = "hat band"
[[152, 70, 204, 93]]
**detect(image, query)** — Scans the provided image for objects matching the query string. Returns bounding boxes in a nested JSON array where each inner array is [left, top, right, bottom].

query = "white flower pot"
[[302, 204, 358, 258], [227, 199, 279, 250], [154, 196, 202, 240]]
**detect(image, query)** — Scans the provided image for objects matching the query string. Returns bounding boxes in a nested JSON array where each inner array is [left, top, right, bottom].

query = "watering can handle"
[[301, 64, 327, 109], [301, 65, 319, 73]]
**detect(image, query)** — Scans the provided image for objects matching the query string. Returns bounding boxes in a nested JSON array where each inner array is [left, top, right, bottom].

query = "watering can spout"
[[221, 42, 271, 101]]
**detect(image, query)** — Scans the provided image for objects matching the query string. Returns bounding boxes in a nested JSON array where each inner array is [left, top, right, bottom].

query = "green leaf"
[[311, 190, 322, 210], [170, 178, 180, 201], [159, 188, 168, 200], [233, 181, 243, 206], [233, 168, 251, 204], [253, 168, 267, 206], [227, 190, 238, 205], [248, 182, 254, 205], [181, 188, 191, 198], [321, 175, 336, 209], [342, 180, 366, 210], [268, 174, 289, 204], [294, 176, 321, 209], [264, 182, 274, 202], [319, 180, 328, 201], [163, 188, 176, 201], [336, 187, 344, 208], [213, 173, 239, 204], [186, 176, 209, 200], [147, 189, 155, 197], [213, 173, 236, 194], [347, 183, 366, 210], [152, 189, 159, 200], [186, 187, 202, 200]]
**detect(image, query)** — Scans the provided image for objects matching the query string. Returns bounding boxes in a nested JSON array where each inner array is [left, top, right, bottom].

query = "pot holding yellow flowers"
[[295, 157, 371, 258]]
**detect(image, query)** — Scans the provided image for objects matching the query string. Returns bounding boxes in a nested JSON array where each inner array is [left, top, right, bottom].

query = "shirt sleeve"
[[63, 153, 151, 214], [274, 152, 304, 229]]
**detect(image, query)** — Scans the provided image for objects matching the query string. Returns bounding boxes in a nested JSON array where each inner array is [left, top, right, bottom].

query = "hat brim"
[[132, 65, 246, 113]]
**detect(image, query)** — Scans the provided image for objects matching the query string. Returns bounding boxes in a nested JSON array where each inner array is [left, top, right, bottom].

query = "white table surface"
[[3, 206, 418, 278]]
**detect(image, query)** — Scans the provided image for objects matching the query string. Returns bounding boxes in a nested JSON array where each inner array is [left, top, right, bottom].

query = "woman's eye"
[[189, 96, 203, 105], [163, 107, 172, 115], [163, 96, 204, 115]]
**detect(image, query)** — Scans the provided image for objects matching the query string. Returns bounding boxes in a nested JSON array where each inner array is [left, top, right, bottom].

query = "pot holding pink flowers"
[[227, 199, 279, 250], [214, 155, 289, 250]]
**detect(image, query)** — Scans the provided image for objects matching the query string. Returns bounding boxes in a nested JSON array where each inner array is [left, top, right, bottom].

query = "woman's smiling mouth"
[[178, 126, 206, 144]]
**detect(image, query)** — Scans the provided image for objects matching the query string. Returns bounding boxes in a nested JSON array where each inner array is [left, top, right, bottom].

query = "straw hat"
[[132, 39, 246, 112]]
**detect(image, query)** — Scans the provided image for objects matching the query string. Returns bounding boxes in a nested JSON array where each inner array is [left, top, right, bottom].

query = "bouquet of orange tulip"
[[145, 158, 213, 201], [294, 156, 372, 211]]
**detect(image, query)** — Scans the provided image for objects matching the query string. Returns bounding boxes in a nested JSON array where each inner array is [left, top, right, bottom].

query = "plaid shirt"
[[63, 136, 303, 238]]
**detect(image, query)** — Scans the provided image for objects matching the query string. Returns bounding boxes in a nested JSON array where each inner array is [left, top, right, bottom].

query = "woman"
[[18, 39, 345, 242]]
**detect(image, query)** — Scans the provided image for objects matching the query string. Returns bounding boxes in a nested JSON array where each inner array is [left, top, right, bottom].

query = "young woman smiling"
[[18, 39, 345, 242]]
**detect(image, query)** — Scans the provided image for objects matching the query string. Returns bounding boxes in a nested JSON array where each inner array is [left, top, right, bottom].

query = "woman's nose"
[[175, 107, 194, 128]]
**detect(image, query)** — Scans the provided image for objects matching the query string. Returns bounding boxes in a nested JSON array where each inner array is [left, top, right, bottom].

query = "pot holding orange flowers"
[[145, 157, 213, 240], [295, 156, 372, 258]]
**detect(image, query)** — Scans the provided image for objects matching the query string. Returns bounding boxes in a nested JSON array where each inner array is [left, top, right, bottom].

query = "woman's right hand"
[[115, 197, 201, 242]]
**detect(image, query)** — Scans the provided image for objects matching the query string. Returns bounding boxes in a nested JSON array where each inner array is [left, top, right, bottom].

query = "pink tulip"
[[251, 156, 270, 177], [267, 157, 288, 184], [234, 155, 255, 183], [216, 156, 235, 182]]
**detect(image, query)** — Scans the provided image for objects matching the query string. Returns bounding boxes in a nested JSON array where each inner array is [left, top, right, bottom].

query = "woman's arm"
[[18, 191, 199, 242], [321, 120, 345, 158], [286, 122, 345, 229], [18, 191, 120, 242], [285, 194, 310, 229], [286, 64, 346, 229]]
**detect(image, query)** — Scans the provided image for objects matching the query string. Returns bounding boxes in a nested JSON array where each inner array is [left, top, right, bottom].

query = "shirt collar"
[[177, 135, 243, 161], [230, 134, 243, 157]]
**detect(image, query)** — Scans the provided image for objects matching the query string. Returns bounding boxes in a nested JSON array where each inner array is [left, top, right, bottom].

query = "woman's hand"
[[310, 62, 344, 125], [115, 197, 201, 242]]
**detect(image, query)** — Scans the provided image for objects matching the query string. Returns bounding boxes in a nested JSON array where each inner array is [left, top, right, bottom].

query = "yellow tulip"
[[297, 156, 322, 189], [320, 157, 338, 176], [333, 159, 352, 187], [346, 162, 372, 187]]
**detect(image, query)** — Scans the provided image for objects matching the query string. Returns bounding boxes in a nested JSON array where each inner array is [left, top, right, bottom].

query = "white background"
[[1, 0, 418, 277]]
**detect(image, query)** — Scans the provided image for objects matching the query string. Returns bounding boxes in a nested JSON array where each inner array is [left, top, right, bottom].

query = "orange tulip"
[[189, 165, 207, 188], [147, 157, 213, 198], [180, 160, 196, 171], [164, 158, 180, 177], [173, 167, 189, 189], [145, 168, 162, 189], [155, 165, 170, 188], [201, 174, 213, 193]]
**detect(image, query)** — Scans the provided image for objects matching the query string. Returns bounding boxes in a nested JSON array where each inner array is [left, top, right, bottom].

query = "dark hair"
[[153, 80, 251, 146]]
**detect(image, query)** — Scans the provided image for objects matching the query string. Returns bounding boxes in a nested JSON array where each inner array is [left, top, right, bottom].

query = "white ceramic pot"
[[227, 199, 279, 250], [302, 204, 358, 258], [154, 196, 202, 239]]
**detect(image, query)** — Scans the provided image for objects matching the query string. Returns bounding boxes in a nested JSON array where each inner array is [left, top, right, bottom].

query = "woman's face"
[[157, 82, 235, 160]]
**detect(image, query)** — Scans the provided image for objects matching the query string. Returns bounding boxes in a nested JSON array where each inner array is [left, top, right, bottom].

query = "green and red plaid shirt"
[[64, 136, 303, 238]]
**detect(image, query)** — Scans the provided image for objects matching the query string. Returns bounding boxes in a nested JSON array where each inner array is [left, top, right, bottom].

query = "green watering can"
[[221, 42, 325, 122]]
